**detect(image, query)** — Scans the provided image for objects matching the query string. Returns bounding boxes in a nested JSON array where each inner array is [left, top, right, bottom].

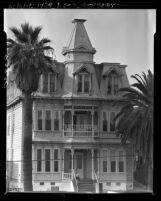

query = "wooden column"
[[71, 109, 74, 137], [97, 150, 99, 179], [71, 149, 74, 178], [62, 148, 65, 172], [62, 110, 65, 137], [91, 110, 94, 137]]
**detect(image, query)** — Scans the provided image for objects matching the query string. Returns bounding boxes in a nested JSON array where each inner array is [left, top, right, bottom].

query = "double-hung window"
[[54, 111, 59, 131], [43, 73, 48, 93], [54, 149, 59, 172], [107, 71, 119, 95], [118, 151, 124, 172], [103, 112, 108, 132], [45, 149, 50, 172], [38, 110, 43, 130], [110, 112, 115, 132], [103, 150, 108, 172], [77, 73, 90, 93], [113, 74, 119, 94], [37, 149, 42, 172], [45, 110, 51, 130], [49, 73, 56, 92], [110, 150, 116, 172], [42, 73, 57, 93]]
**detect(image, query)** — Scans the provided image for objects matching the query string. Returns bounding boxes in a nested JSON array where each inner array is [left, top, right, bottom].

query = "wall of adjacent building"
[[7, 101, 23, 189]]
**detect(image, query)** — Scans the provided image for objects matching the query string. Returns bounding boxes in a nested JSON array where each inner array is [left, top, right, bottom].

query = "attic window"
[[106, 71, 119, 95], [77, 72, 90, 93], [39, 72, 57, 93]]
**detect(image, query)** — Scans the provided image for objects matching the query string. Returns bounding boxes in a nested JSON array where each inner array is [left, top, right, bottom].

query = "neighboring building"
[[6, 19, 133, 193]]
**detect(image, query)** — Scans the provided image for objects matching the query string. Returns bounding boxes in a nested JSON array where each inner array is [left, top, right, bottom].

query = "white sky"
[[4, 9, 156, 84]]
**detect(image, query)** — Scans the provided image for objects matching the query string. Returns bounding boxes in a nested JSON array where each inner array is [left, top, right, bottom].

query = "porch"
[[62, 149, 99, 182], [63, 108, 99, 137]]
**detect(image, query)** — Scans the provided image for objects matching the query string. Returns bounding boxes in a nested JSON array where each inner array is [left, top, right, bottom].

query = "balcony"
[[64, 124, 98, 137]]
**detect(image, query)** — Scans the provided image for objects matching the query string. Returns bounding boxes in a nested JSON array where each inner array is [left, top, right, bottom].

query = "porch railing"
[[62, 172, 73, 180]]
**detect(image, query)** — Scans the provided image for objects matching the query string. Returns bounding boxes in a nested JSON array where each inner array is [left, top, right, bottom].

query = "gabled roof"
[[102, 65, 123, 77], [73, 64, 91, 75]]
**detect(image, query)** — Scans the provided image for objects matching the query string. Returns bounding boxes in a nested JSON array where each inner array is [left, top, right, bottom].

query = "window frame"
[[54, 111, 59, 131], [103, 149, 108, 172], [45, 110, 51, 131], [37, 110, 43, 130], [102, 111, 108, 132], [110, 150, 116, 172], [37, 149, 42, 172], [118, 150, 125, 173], [110, 111, 116, 132], [45, 149, 51, 172], [42, 72, 57, 93], [106, 71, 119, 95], [53, 149, 59, 172], [77, 72, 90, 94]]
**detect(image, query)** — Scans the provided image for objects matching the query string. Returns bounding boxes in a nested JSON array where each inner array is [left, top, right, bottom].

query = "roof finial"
[[72, 19, 87, 23]]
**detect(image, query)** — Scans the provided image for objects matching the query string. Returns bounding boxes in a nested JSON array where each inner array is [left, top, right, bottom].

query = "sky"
[[4, 9, 156, 84]]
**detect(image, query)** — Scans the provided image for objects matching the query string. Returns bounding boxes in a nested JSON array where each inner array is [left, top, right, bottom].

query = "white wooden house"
[[6, 19, 133, 192]]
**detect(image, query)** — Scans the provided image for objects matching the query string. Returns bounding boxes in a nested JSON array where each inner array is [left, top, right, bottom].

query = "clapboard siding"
[[7, 101, 23, 187]]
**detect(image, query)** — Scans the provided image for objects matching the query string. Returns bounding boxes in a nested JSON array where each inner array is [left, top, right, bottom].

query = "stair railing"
[[72, 170, 78, 192], [93, 169, 99, 184]]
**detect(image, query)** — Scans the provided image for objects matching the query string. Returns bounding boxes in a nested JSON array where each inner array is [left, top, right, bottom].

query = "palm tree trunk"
[[22, 92, 33, 191], [147, 161, 153, 192]]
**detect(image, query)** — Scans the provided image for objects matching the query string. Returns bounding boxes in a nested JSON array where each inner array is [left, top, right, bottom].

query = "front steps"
[[78, 179, 96, 193]]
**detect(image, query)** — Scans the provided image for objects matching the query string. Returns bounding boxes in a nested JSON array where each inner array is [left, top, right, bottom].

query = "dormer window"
[[39, 72, 57, 93], [77, 72, 90, 93], [107, 71, 119, 95]]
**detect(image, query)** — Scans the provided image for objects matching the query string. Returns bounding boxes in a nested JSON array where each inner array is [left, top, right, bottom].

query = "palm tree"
[[113, 69, 153, 191], [7, 22, 54, 191]]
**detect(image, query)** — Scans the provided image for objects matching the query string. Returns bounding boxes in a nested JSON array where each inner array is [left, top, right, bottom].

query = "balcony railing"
[[64, 124, 99, 137], [64, 124, 92, 132]]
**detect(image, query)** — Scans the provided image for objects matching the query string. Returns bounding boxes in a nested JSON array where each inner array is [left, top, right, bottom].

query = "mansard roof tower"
[[61, 19, 101, 97]]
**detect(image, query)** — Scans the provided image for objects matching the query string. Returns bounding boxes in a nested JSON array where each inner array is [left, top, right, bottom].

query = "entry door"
[[75, 153, 84, 179]]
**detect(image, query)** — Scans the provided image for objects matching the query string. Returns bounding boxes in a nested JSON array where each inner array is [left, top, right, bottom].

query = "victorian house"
[[7, 19, 133, 192]]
